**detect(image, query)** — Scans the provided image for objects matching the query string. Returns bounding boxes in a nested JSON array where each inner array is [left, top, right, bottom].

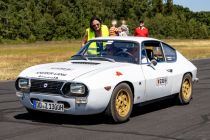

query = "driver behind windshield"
[[106, 44, 120, 56], [127, 46, 139, 62], [83, 40, 140, 64]]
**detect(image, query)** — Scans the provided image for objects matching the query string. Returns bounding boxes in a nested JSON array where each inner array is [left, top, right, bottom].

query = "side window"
[[162, 43, 177, 62], [141, 45, 150, 64], [142, 41, 165, 63]]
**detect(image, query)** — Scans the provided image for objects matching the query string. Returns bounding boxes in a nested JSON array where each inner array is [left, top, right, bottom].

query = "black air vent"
[[71, 62, 100, 65]]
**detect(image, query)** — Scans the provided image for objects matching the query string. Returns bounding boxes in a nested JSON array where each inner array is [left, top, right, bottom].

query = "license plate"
[[33, 100, 64, 112]]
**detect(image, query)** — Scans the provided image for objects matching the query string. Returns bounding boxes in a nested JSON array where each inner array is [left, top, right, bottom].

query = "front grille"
[[30, 79, 64, 95]]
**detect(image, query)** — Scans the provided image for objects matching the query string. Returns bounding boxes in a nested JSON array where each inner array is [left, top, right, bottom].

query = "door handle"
[[167, 69, 173, 73]]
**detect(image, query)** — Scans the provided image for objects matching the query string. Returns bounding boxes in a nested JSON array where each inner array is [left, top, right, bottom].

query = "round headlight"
[[19, 78, 30, 89], [62, 82, 88, 97], [70, 83, 85, 95], [15, 78, 30, 92]]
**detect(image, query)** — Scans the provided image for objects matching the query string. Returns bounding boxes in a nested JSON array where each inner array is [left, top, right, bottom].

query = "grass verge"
[[0, 40, 80, 80], [0, 39, 210, 80]]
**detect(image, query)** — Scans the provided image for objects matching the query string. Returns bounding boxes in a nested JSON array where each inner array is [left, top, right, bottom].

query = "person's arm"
[[134, 28, 137, 36], [81, 31, 88, 47]]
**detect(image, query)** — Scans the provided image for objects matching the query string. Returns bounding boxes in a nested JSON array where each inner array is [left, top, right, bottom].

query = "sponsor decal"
[[51, 67, 72, 71], [36, 72, 67, 76], [116, 71, 123, 76], [156, 77, 168, 86], [38, 75, 58, 79]]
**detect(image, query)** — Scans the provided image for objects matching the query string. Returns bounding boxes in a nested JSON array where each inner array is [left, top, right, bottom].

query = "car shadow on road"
[[14, 111, 109, 125], [131, 98, 177, 118], [14, 98, 178, 125]]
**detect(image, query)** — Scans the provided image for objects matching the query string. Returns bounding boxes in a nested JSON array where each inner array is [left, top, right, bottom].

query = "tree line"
[[0, 0, 209, 42]]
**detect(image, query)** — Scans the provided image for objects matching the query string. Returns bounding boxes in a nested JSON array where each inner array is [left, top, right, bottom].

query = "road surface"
[[0, 59, 210, 140]]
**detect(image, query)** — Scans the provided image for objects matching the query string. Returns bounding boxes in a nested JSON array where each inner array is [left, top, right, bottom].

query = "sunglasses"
[[92, 23, 100, 27]]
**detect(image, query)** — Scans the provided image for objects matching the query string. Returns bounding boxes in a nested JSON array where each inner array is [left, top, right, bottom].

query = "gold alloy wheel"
[[115, 89, 131, 117], [182, 78, 192, 101]]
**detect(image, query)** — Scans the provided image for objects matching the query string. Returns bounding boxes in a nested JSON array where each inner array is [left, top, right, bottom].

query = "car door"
[[141, 41, 175, 101]]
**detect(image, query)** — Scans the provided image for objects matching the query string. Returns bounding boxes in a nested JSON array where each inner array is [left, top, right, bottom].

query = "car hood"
[[19, 60, 127, 81]]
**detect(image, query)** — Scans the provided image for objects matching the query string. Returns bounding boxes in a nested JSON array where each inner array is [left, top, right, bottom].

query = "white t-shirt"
[[119, 31, 127, 36]]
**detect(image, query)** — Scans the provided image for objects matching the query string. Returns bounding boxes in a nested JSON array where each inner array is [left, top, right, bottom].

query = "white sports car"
[[15, 36, 198, 123]]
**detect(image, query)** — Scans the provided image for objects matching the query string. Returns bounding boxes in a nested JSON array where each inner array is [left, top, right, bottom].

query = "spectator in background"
[[134, 20, 149, 37], [109, 19, 119, 36], [119, 20, 129, 36], [82, 16, 109, 47], [119, 25, 129, 36]]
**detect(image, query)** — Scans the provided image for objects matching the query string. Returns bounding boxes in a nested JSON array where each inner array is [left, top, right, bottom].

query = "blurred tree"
[[0, 0, 209, 42], [165, 0, 173, 15], [152, 0, 163, 14]]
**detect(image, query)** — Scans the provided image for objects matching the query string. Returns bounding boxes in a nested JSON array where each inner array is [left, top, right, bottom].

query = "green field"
[[1, 39, 210, 80]]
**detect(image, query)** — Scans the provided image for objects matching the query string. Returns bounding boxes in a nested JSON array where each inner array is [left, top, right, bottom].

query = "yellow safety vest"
[[86, 25, 109, 55]]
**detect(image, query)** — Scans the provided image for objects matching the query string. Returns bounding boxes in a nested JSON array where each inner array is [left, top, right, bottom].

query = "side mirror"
[[150, 59, 157, 66]]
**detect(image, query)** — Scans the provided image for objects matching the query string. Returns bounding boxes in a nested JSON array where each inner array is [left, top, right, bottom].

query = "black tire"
[[178, 73, 193, 104], [105, 83, 133, 123]]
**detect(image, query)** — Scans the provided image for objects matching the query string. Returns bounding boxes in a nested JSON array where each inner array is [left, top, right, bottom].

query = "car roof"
[[91, 36, 161, 43]]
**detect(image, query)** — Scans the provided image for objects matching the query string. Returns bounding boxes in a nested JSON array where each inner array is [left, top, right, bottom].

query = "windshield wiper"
[[71, 54, 88, 60], [90, 57, 115, 62]]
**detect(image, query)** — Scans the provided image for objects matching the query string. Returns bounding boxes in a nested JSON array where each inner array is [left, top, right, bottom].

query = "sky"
[[173, 0, 210, 12]]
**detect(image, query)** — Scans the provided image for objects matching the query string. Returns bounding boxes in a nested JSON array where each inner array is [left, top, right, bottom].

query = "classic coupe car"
[[15, 36, 198, 123]]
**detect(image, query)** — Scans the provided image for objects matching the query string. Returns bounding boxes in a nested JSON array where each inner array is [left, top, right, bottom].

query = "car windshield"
[[71, 40, 140, 64]]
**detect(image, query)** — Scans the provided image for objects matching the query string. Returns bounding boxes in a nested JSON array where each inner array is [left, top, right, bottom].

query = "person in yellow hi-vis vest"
[[82, 16, 109, 55]]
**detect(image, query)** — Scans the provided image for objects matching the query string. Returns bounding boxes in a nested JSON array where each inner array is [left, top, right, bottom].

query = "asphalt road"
[[0, 59, 210, 140]]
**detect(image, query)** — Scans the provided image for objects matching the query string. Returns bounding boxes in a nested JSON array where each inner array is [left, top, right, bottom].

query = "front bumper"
[[17, 90, 111, 115]]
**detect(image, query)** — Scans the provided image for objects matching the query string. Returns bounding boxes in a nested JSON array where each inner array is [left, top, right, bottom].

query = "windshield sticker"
[[106, 41, 114, 44], [156, 77, 168, 86], [36, 72, 67, 76]]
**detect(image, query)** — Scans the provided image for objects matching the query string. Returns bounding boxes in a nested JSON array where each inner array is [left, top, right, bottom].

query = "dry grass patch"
[[1, 39, 210, 80], [165, 39, 210, 59], [0, 41, 80, 80]]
